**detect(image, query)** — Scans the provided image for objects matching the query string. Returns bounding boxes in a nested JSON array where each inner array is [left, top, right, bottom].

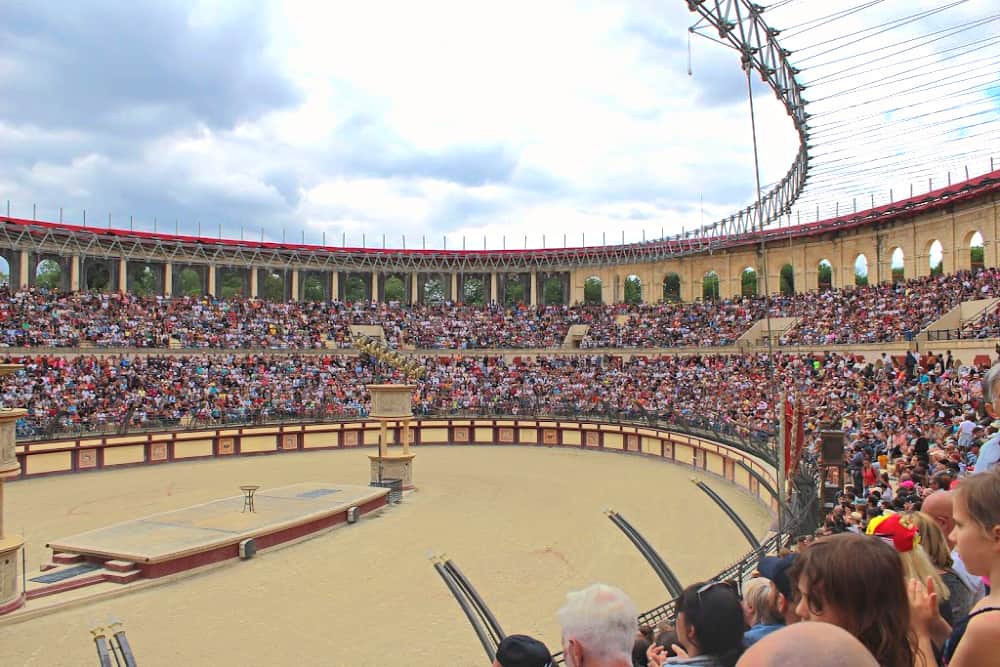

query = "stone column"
[[529, 273, 537, 306], [17, 251, 28, 288], [330, 271, 339, 302], [371, 272, 379, 302], [450, 273, 458, 303], [411, 273, 420, 304], [249, 268, 259, 298], [207, 265, 217, 297], [118, 257, 128, 292], [162, 262, 173, 296], [489, 272, 498, 303], [291, 269, 300, 301], [0, 397, 27, 615], [70, 256, 81, 292]]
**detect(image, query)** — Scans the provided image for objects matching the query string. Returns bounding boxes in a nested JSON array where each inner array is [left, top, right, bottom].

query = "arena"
[[2, 2, 1000, 666]]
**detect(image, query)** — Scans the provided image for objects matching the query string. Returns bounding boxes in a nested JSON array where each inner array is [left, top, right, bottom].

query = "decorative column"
[[0, 365, 26, 615], [450, 273, 458, 303], [371, 272, 380, 302], [366, 384, 418, 490], [410, 274, 419, 305], [162, 262, 173, 297], [70, 256, 81, 292], [118, 258, 128, 293], [330, 271, 339, 302], [207, 265, 217, 297], [250, 269, 259, 298], [529, 273, 538, 307], [17, 251, 28, 288], [291, 270, 300, 302], [489, 272, 498, 303]]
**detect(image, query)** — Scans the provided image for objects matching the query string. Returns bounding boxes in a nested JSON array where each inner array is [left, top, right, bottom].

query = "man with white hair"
[[557, 583, 637, 667]]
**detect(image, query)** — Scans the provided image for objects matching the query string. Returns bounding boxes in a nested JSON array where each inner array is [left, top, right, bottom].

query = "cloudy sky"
[[1, 1, 997, 249]]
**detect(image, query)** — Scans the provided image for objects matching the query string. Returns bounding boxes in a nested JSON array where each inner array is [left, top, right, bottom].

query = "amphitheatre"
[[0, 2, 999, 666]]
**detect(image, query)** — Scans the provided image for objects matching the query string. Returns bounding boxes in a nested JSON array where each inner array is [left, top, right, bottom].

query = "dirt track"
[[0, 446, 770, 666]]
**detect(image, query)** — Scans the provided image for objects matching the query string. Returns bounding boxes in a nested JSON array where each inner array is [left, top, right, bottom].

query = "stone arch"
[[173, 265, 206, 296], [623, 274, 642, 304], [0, 250, 18, 287], [583, 276, 603, 305], [891, 247, 905, 283], [33, 255, 70, 291], [817, 259, 833, 292], [927, 239, 943, 275], [382, 274, 407, 303], [854, 254, 869, 286], [300, 270, 329, 302], [127, 262, 164, 296], [702, 270, 720, 301], [341, 273, 370, 302], [662, 273, 681, 302], [967, 231, 984, 272], [779, 264, 795, 296], [82, 258, 114, 292], [741, 267, 758, 296]]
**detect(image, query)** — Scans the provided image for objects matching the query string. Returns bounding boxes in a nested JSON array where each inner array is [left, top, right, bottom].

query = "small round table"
[[240, 485, 260, 513]]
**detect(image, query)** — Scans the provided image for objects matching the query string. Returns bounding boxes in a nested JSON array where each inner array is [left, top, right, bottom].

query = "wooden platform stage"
[[46, 482, 389, 580]]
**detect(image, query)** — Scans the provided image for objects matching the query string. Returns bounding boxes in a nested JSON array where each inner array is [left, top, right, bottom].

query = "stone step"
[[52, 552, 84, 565], [104, 559, 137, 573], [105, 569, 142, 584]]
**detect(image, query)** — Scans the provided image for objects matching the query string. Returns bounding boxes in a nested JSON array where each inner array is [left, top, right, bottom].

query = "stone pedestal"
[[368, 453, 416, 490], [0, 406, 27, 615]]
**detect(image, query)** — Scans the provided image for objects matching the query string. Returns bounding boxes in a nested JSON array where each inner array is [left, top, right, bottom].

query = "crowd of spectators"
[[1, 268, 999, 351]]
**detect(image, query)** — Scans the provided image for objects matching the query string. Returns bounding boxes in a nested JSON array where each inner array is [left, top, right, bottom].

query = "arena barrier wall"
[[12, 418, 779, 511]]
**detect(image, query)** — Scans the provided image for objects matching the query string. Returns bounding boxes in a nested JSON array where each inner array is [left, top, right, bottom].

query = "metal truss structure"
[[685, 0, 810, 239]]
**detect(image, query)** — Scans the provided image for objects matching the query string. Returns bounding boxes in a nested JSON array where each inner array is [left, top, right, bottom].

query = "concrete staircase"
[[28, 553, 142, 601], [917, 297, 999, 342], [563, 324, 590, 349], [735, 317, 801, 351]]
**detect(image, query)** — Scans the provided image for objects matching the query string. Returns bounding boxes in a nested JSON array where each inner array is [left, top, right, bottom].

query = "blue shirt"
[[744, 623, 784, 647]]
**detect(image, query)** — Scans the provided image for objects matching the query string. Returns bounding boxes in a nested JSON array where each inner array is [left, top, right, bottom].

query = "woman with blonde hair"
[[870, 513, 951, 621], [907, 511, 976, 621], [741, 577, 783, 647]]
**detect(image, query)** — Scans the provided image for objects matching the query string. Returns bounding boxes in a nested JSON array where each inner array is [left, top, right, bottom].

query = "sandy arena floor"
[[0, 446, 771, 666]]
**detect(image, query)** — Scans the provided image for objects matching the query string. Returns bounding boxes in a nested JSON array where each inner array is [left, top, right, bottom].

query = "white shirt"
[[974, 432, 1000, 474]]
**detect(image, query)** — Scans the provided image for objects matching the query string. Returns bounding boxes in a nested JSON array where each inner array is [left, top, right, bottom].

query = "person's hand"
[[646, 642, 667, 667], [907, 576, 942, 635]]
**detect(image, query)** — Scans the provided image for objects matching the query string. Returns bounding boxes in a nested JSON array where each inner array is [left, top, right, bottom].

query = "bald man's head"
[[922, 491, 956, 547], [737, 622, 878, 667]]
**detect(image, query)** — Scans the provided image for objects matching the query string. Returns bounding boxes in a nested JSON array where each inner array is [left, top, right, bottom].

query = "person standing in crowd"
[[921, 491, 986, 607], [647, 582, 745, 667], [493, 635, 552, 667], [740, 578, 784, 647], [910, 470, 1000, 665], [787, 533, 920, 667], [557, 583, 637, 667], [907, 511, 978, 622], [973, 364, 1000, 473]]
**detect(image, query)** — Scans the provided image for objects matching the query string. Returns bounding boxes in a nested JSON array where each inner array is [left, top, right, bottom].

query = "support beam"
[[693, 480, 762, 551]]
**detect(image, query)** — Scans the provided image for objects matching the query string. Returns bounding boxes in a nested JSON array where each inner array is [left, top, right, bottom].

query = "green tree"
[[423, 277, 446, 304], [131, 266, 157, 296], [971, 246, 985, 270], [702, 273, 719, 301], [892, 267, 905, 284], [818, 262, 832, 291], [177, 268, 203, 296], [86, 262, 111, 291], [220, 270, 245, 299], [741, 269, 757, 296], [930, 260, 943, 276], [383, 276, 406, 303], [780, 265, 795, 296], [623, 276, 642, 304], [504, 280, 525, 306], [344, 275, 368, 302], [36, 259, 62, 290], [463, 278, 485, 305], [543, 277, 565, 305], [583, 277, 602, 305], [302, 275, 326, 302], [260, 271, 285, 301], [662, 273, 681, 302]]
